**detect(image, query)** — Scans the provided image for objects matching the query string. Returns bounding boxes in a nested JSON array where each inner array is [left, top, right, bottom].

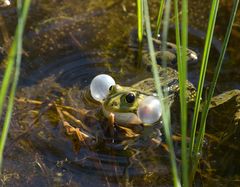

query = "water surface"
[[0, 0, 240, 186]]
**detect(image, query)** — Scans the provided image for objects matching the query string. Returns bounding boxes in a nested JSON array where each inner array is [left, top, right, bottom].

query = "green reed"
[[189, 0, 220, 156], [174, 0, 189, 186], [137, 0, 143, 44], [137, 0, 144, 67], [194, 0, 239, 156], [155, 0, 165, 38], [138, 0, 239, 185], [0, 0, 31, 170], [190, 0, 239, 181], [143, 0, 181, 186]]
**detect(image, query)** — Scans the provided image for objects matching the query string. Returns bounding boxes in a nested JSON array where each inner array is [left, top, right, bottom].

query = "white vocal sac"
[[137, 96, 162, 124], [90, 74, 116, 102]]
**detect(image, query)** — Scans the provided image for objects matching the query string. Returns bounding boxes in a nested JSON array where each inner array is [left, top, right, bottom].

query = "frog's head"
[[90, 74, 162, 125], [102, 84, 146, 125]]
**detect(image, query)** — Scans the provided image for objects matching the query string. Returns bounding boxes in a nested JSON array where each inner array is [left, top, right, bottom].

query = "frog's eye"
[[126, 93, 135, 103], [137, 96, 161, 124], [90, 74, 115, 102]]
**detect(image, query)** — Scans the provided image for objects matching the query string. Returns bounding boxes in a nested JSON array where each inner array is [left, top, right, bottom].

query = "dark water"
[[0, 0, 240, 186]]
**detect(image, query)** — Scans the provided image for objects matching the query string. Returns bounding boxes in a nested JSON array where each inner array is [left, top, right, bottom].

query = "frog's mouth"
[[102, 107, 143, 125]]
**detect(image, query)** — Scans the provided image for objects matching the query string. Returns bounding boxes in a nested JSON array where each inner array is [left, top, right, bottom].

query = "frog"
[[99, 39, 198, 127], [101, 71, 196, 126], [95, 37, 240, 143], [101, 77, 240, 133]]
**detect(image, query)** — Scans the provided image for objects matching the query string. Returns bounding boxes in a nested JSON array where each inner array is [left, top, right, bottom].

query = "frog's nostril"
[[111, 101, 118, 106]]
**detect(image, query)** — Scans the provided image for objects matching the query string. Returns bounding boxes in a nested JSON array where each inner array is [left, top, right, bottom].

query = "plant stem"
[[137, 0, 143, 44], [190, 0, 239, 181], [143, 0, 180, 186], [189, 0, 219, 156], [179, 0, 189, 186], [0, 0, 31, 171], [155, 0, 165, 37]]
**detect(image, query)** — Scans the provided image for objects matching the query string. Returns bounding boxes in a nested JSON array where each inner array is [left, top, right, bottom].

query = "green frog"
[[101, 80, 240, 126], [92, 40, 197, 127], [91, 39, 240, 135]]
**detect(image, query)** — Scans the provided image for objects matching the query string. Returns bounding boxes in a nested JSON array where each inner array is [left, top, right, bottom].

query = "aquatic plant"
[[155, 0, 165, 37], [137, 0, 239, 186], [142, 0, 181, 186], [190, 0, 239, 182], [0, 0, 31, 171]]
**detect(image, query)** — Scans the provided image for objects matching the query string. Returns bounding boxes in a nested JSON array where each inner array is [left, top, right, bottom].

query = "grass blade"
[[0, 45, 15, 119], [190, 0, 239, 180], [143, 0, 180, 186], [155, 0, 165, 38], [137, 0, 144, 66], [173, 0, 189, 185], [137, 0, 143, 44], [189, 0, 220, 155], [0, 0, 31, 170], [180, 0, 188, 185]]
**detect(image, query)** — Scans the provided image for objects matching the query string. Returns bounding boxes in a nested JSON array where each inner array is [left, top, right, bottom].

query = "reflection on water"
[[0, 0, 240, 186]]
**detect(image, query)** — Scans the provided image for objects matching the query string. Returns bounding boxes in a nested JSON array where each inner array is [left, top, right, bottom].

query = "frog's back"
[[129, 29, 197, 102], [132, 64, 196, 103]]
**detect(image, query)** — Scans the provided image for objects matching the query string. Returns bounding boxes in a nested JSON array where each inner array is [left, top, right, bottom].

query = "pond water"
[[0, 0, 240, 186]]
